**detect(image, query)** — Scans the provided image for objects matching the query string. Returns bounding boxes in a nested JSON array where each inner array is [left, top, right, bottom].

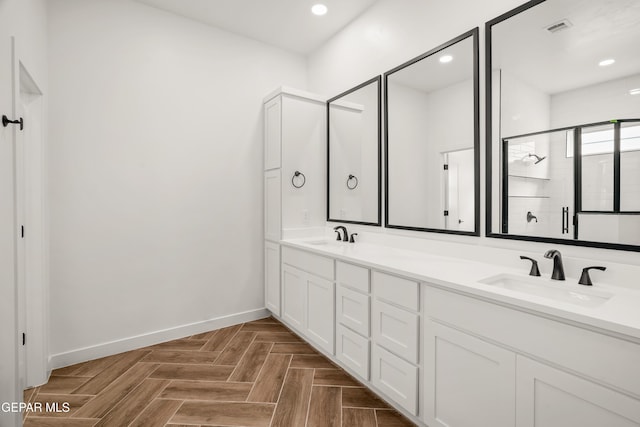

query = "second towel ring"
[[347, 174, 359, 190], [292, 171, 306, 189]]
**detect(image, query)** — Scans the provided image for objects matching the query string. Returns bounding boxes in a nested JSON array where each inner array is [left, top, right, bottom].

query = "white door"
[[305, 274, 334, 354], [281, 265, 306, 332], [264, 241, 280, 316], [0, 35, 21, 427], [516, 356, 640, 427], [264, 169, 281, 242], [15, 58, 47, 389], [423, 321, 516, 427], [264, 96, 281, 170], [15, 81, 27, 391], [444, 148, 474, 232]]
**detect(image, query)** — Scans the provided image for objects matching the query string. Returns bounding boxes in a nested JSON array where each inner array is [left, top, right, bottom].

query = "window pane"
[[581, 124, 613, 211], [620, 122, 640, 211]]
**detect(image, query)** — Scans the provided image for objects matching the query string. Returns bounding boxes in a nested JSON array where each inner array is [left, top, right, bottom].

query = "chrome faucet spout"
[[544, 249, 565, 280]]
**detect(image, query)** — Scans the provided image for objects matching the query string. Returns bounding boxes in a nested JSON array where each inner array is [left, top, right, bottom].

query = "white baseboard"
[[50, 308, 270, 370]]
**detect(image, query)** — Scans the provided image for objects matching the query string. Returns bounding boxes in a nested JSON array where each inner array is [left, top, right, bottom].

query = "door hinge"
[[21, 225, 24, 238], [444, 210, 449, 216], [22, 333, 26, 346], [443, 164, 449, 170]]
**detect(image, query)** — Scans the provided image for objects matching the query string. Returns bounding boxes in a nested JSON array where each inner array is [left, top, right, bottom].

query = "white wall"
[[387, 82, 431, 227], [0, 0, 48, 422], [310, 0, 640, 283], [551, 73, 640, 244], [47, 0, 306, 362], [329, 83, 379, 223], [388, 79, 474, 229], [550, 73, 640, 128], [308, 0, 523, 96]]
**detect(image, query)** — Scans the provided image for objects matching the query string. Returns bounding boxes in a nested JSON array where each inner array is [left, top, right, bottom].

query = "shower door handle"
[[562, 207, 569, 234]]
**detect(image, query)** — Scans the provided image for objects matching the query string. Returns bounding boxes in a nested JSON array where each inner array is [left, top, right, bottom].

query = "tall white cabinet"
[[263, 87, 326, 318]]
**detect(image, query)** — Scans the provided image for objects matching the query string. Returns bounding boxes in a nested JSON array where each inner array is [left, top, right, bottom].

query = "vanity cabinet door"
[[264, 170, 281, 242], [264, 96, 281, 170], [371, 344, 418, 415], [516, 356, 640, 427], [306, 274, 335, 354], [423, 321, 515, 427], [281, 265, 306, 333], [264, 242, 280, 316]]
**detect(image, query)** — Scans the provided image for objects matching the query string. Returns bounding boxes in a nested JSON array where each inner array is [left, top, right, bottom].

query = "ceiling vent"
[[545, 19, 573, 34]]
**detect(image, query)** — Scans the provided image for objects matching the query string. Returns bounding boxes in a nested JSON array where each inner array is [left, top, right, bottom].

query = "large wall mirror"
[[487, 0, 640, 251], [385, 29, 479, 235], [327, 76, 382, 225]]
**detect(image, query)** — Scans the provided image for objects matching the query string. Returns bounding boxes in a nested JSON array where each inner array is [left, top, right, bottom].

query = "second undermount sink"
[[478, 274, 613, 308]]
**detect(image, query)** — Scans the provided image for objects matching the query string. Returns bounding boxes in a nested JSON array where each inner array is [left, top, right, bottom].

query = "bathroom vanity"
[[271, 238, 640, 427]]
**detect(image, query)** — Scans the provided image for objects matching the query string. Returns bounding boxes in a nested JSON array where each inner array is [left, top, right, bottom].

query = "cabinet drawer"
[[337, 261, 369, 293], [282, 246, 334, 280], [372, 345, 418, 415], [372, 300, 419, 363], [373, 271, 418, 311], [336, 324, 370, 380], [337, 285, 370, 337]]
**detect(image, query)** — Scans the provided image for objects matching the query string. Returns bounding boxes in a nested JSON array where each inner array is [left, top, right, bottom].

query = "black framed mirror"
[[384, 28, 480, 235], [327, 76, 382, 225], [486, 0, 640, 251]]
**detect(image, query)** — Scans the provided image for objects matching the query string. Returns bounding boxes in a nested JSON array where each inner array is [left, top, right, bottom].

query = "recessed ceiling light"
[[311, 4, 328, 16], [599, 58, 615, 67], [439, 55, 453, 64], [630, 88, 640, 96]]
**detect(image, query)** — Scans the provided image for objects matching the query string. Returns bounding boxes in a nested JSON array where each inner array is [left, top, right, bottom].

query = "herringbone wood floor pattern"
[[23, 317, 416, 426]]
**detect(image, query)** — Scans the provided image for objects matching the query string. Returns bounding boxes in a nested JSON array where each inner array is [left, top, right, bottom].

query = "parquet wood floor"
[[23, 317, 416, 426]]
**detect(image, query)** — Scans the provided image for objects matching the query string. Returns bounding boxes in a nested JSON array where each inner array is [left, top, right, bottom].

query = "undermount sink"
[[303, 239, 344, 247], [478, 274, 613, 308]]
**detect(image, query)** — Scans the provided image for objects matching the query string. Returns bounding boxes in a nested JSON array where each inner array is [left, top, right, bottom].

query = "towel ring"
[[347, 174, 358, 190], [292, 171, 306, 189]]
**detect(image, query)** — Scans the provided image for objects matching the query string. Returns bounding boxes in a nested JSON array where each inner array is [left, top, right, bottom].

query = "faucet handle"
[[334, 229, 342, 241], [578, 266, 606, 286], [520, 256, 541, 277], [349, 233, 358, 243]]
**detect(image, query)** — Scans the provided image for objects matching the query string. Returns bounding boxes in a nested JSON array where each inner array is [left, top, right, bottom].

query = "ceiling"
[[492, 0, 640, 95], [389, 36, 475, 93], [133, 0, 378, 54]]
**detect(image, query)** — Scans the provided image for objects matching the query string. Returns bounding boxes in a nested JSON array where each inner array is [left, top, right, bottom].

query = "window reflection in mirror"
[[487, 0, 640, 250], [385, 29, 479, 235], [327, 76, 381, 225]]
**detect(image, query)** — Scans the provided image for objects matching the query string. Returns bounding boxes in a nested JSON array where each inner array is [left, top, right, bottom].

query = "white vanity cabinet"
[[336, 261, 371, 380], [371, 271, 420, 416], [423, 285, 640, 427], [281, 247, 335, 354], [263, 87, 326, 318]]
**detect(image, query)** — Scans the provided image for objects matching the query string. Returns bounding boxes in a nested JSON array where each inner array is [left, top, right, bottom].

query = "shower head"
[[528, 153, 547, 164]]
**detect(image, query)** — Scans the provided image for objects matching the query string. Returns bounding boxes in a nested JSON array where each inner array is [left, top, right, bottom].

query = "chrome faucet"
[[544, 249, 565, 280], [333, 226, 348, 241]]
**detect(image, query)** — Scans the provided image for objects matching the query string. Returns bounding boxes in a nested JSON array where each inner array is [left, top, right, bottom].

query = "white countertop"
[[281, 238, 640, 342]]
